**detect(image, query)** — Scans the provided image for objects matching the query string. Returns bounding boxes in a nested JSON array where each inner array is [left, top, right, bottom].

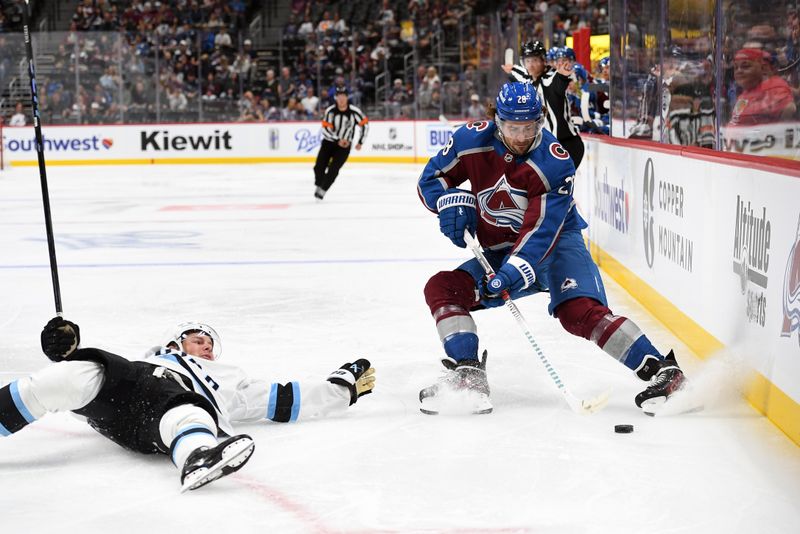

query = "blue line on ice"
[[0, 257, 458, 269]]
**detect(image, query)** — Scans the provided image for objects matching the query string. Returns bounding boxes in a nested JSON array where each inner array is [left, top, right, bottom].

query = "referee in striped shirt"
[[503, 41, 584, 168], [313, 85, 369, 200]]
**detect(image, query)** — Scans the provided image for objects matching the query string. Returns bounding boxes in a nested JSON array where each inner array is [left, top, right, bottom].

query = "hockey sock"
[[160, 405, 218, 467], [0, 381, 38, 436], [622, 335, 664, 373], [442, 332, 479, 366], [170, 426, 218, 468], [584, 310, 662, 370]]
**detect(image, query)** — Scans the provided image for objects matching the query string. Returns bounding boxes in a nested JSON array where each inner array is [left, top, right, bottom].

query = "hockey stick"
[[23, 0, 63, 315], [464, 231, 610, 414]]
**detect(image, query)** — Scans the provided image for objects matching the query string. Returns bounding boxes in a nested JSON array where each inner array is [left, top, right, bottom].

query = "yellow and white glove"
[[327, 358, 375, 405]]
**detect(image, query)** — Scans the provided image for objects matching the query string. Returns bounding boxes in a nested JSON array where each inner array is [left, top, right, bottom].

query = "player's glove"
[[40, 316, 81, 362], [327, 358, 375, 405], [436, 189, 477, 248], [479, 256, 537, 307]]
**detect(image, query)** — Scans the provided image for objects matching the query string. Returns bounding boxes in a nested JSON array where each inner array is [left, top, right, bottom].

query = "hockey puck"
[[614, 424, 634, 434]]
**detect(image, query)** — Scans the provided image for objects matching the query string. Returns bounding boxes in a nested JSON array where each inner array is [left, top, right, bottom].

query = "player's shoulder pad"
[[450, 120, 496, 152], [530, 130, 576, 186]]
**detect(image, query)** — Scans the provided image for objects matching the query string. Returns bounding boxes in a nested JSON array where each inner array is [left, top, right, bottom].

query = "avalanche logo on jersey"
[[477, 175, 528, 232], [550, 142, 570, 160]]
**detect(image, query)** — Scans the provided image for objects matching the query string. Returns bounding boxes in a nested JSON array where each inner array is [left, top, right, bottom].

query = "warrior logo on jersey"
[[549, 142, 570, 160], [477, 175, 528, 232], [781, 214, 800, 346]]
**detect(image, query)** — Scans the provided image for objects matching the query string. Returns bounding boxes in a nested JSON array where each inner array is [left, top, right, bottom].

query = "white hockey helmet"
[[167, 322, 222, 360]]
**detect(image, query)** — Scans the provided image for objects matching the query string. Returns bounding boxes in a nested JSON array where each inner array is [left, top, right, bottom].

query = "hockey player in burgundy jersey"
[[417, 82, 685, 415], [0, 317, 375, 492]]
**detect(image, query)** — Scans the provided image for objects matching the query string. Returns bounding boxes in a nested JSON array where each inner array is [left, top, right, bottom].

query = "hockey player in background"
[[569, 62, 610, 135], [313, 85, 369, 200], [0, 317, 375, 491], [502, 42, 585, 167], [416, 81, 685, 415]]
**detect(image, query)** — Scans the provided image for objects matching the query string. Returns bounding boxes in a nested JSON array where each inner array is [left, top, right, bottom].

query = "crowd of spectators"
[[20, 0, 255, 125], [269, 0, 610, 121], [621, 2, 800, 150], [2, 0, 612, 125]]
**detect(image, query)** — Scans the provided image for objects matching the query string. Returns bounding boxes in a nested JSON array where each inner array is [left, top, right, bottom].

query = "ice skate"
[[180, 434, 255, 492], [635, 351, 687, 415], [314, 186, 326, 201], [419, 351, 492, 415]]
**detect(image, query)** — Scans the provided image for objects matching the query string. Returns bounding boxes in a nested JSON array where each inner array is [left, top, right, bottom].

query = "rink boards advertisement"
[[575, 136, 800, 444], [0, 121, 445, 165]]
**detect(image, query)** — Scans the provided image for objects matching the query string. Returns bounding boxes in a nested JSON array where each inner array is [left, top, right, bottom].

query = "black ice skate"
[[419, 351, 492, 415], [314, 186, 326, 200], [180, 434, 255, 493], [634, 351, 686, 414]]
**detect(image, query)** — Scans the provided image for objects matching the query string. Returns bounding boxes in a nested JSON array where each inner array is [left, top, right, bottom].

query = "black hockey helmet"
[[521, 40, 546, 59]]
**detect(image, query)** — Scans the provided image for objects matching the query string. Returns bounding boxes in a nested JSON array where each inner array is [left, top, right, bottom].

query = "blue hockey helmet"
[[495, 82, 545, 154], [495, 81, 543, 122], [547, 46, 560, 62], [598, 56, 610, 69], [555, 47, 576, 61], [573, 63, 588, 82]]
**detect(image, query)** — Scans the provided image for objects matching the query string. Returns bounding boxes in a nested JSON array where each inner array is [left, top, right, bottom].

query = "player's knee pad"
[[24, 360, 105, 414], [424, 270, 477, 312], [555, 297, 611, 340]]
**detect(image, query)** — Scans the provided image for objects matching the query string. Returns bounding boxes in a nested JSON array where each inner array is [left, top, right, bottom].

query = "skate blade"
[[642, 395, 704, 417], [181, 438, 255, 493], [420, 405, 493, 415], [419, 389, 493, 416]]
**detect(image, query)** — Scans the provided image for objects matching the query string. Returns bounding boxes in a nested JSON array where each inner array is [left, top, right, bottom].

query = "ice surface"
[[1, 163, 798, 533]]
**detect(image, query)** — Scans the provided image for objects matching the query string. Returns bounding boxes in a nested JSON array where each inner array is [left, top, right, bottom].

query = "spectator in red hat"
[[729, 47, 796, 125]]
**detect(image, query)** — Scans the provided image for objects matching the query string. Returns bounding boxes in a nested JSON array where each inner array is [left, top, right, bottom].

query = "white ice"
[[1, 163, 798, 533]]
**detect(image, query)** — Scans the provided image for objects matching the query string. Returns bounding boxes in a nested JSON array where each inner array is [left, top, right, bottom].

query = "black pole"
[[22, 0, 63, 315]]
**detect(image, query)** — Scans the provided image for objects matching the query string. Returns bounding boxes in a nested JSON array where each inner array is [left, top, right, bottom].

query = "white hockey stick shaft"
[[464, 231, 609, 414]]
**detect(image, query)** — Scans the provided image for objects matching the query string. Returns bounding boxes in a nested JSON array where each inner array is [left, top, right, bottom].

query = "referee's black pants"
[[560, 135, 585, 169], [314, 139, 351, 192]]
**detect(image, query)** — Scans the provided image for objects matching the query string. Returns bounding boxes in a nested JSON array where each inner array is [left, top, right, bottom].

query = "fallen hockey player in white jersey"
[[0, 317, 375, 492]]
